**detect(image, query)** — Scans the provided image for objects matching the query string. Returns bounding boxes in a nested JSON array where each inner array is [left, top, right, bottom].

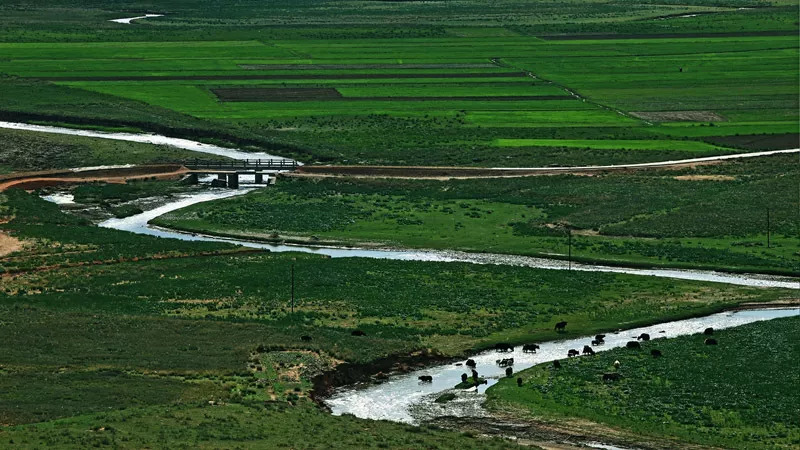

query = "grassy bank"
[[153, 155, 800, 275], [486, 316, 800, 449], [2, 191, 794, 442]]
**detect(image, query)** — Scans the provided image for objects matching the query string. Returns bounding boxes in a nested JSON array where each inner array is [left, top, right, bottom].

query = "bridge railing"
[[182, 158, 298, 170]]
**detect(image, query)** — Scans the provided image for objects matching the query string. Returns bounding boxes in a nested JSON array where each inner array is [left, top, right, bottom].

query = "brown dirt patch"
[[630, 111, 726, 122], [673, 174, 735, 181], [211, 87, 572, 103], [0, 232, 23, 257]]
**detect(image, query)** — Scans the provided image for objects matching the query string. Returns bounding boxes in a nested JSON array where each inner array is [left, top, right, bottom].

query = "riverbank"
[[485, 315, 800, 449]]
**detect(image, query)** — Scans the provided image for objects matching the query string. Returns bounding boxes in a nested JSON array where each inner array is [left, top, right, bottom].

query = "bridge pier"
[[254, 173, 263, 184], [187, 173, 198, 185], [227, 173, 239, 189]]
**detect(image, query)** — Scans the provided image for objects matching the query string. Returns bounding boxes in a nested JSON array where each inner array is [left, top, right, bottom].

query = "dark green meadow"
[[0, 0, 796, 166], [155, 154, 800, 274], [1, 190, 794, 446], [487, 316, 800, 449], [0, 1, 797, 447]]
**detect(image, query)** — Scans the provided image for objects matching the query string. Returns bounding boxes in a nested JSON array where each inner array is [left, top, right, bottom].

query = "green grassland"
[[0, 1, 795, 166], [154, 154, 800, 274], [0, 127, 217, 173], [486, 316, 800, 449], [2, 189, 794, 446]]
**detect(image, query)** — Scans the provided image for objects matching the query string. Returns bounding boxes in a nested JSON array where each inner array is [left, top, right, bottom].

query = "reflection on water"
[[327, 308, 800, 424]]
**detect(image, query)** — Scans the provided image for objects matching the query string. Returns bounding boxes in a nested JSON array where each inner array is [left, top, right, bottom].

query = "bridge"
[[182, 158, 299, 188]]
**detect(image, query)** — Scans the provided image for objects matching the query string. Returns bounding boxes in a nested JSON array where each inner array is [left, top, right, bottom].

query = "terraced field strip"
[[211, 87, 573, 102]]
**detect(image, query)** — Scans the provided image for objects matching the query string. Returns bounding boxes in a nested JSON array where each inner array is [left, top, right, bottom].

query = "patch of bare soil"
[[0, 232, 23, 257], [630, 111, 726, 122], [673, 174, 735, 181]]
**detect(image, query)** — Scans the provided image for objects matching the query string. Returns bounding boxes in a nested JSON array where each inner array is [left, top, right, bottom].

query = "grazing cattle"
[[522, 344, 540, 353], [418, 375, 433, 382], [465, 359, 477, 368], [555, 321, 568, 331], [582, 345, 595, 356], [704, 327, 714, 335], [472, 369, 479, 380], [603, 373, 623, 382], [591, 339, 603, 346], [300, 335, 312, 342], [651, 349, 662, 358], [495, 358, 514, 367], [567, 349, 580, 358], [553, 360, 562, 369], [613, 360, 621, 369], [704, 338, 718, 345], [517, 377, 523, 387], [351, 330, 366, 336], [495, 342, 514, 352], [461, 373, 468, 383], [595, 334, 606, 341], [637, 333, 650, 341], [626, 341, 641, 349], [505, 367, 513, 377]]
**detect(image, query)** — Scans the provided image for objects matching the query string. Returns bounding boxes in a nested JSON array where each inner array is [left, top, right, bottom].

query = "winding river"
[[97, 189, 800, 290], [0, 121, 295, 162], [326, 307, 800, 424]]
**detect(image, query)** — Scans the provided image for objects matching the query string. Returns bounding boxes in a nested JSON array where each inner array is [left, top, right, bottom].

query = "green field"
[[487, 316, 800, 449], [0, 1, 798, 447], [3, 189, 794, 447], [154, 154, 800, 274], [0, 1, 795, 166]]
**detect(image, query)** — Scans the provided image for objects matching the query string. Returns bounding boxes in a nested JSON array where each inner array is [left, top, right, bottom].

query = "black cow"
[[704, 327, 714, 335], [418, 375, 433, 382], [603, 373, 623, 382], [704, 338, 718, 345], [595, 334, 606, 341], [522, 344, 540, 353], [461, 373, 468, 383], [651, 349, 662, 358], [351, 330, 366, 336], [495, 342, 514, 352], [637, 333, 650, 341], [505, 367, 513, 377], [582, 345, 595, 356], [553, 360, 562, 369], [471, 369, 479, 380], [517, 377, 523, 387], [496, 358, 514, 367], [567, 349, 580, 358], [591, 339, 603, 346], [555, 321, 568, 331], [300, 335, 312, 342], [626, 341, 641, 349], [465, 359, 476, 368]]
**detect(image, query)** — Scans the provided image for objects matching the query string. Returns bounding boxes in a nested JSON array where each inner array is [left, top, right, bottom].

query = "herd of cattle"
[[416, 322, 719, 385]]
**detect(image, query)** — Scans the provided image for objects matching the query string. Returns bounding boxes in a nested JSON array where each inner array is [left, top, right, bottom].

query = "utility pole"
[[291, 262, 295, 313], [766, 208, 770, 249], [568, 227, 572, 270]]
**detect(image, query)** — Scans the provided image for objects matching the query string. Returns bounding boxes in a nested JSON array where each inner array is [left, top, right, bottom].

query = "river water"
[[325, 307, 799, 424], [96, 189, 800, 290], [0, 121, 295, 162]]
